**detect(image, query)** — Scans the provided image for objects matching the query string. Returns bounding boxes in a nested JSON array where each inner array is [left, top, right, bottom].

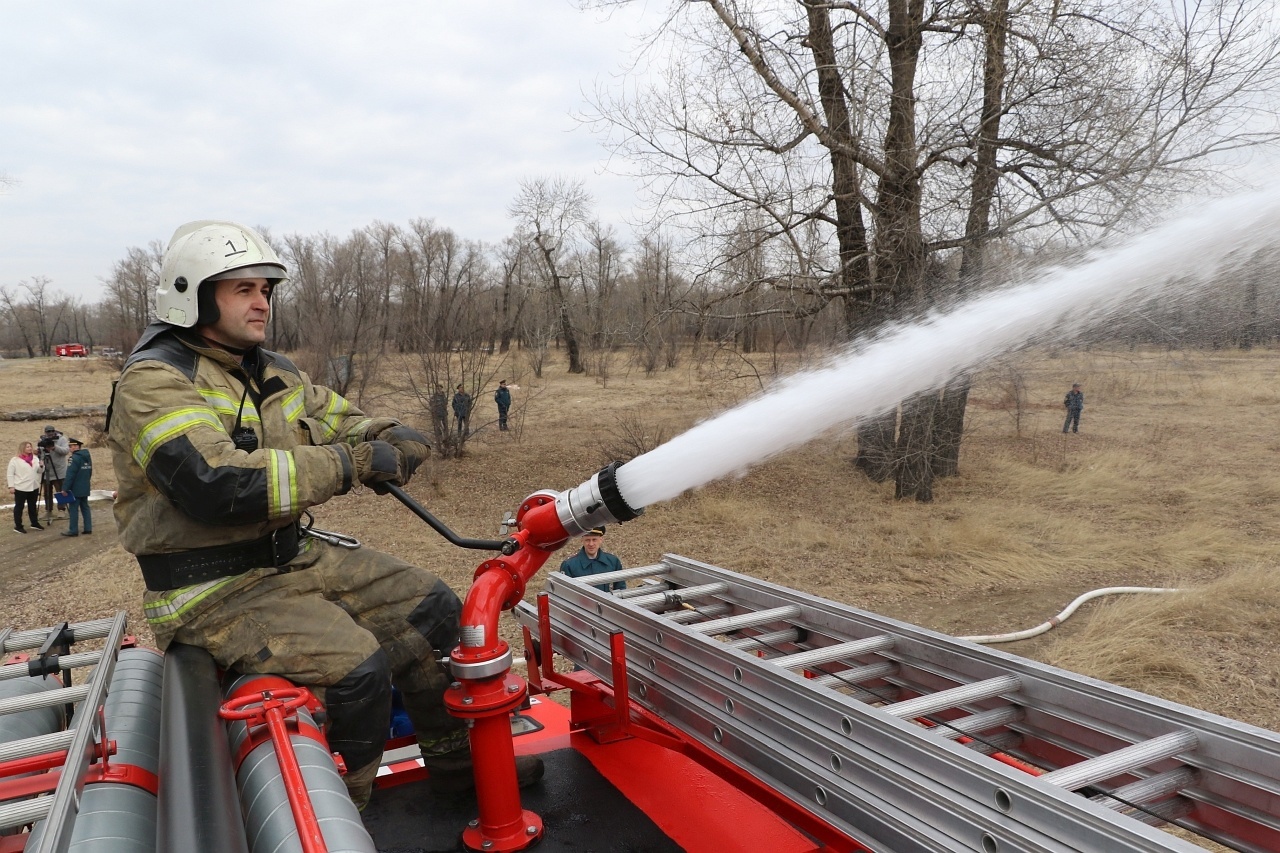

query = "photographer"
[[37, 425, 70, 522]]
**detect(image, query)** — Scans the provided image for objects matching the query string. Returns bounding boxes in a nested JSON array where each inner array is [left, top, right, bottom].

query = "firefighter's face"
[[205, 278, 272, 349]]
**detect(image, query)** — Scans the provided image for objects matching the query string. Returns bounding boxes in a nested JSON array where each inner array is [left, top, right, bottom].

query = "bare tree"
[[509, 177, 592, 374], [102, 242, 163, 349], [0, 285, 38, 357], [588, 0, 1280, 499]]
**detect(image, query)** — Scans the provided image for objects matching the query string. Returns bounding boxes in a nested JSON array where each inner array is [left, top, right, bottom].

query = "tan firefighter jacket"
[[107, 323, 399, 629]]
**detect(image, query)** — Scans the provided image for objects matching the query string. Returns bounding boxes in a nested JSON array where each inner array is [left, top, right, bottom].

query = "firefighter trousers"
[[163, 538, 468, 805]]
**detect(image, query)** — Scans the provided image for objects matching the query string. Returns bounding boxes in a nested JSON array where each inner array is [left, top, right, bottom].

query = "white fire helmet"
[[155, 221, 286, 328]]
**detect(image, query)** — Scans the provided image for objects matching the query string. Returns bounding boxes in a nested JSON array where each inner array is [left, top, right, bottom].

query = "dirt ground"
[[2, 347, 1278, 756]]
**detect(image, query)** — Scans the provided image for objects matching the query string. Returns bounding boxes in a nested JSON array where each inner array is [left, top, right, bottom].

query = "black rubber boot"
[[422, 747, 545, 795]]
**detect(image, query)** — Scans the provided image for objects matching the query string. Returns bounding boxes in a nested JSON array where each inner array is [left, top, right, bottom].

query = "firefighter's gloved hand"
[[350, 440, 404, 494], [377, 425, 430, 483]]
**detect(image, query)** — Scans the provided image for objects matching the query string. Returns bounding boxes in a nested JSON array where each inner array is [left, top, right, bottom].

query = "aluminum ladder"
[[0, 613, 128, 853], [516, 555, 1280, 853]]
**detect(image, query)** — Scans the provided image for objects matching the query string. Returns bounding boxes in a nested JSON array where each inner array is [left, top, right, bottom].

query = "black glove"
[[350, 440, 404, 494], [377, 425, 430, 483]]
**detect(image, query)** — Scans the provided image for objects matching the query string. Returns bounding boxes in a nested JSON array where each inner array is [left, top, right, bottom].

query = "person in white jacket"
[[8, 441, 45, 533]]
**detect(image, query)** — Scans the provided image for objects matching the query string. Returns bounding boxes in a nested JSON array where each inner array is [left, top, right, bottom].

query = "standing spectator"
[[494, 380, 511, 431], [559, 527, 625, 592], [8, 441, 45, 533], [60, 438, 93, 537], [37, 425, 70, 522], [1062, 383, 1084, 434], [429, 384, 448, 440], [451, 384, 472, 437]]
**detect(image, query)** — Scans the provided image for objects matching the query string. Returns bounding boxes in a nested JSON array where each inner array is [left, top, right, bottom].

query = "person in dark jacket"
[[494, 380, 511, 431], [1062, 383, 1084, 434], [451, 384, 472, 437], [559, 527, 625, 592], [429, 384, 448, 439], [60, 438, 92, 536]]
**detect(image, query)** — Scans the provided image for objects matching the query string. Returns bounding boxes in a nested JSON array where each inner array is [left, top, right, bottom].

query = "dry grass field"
[[3, 345, 1279, 829]]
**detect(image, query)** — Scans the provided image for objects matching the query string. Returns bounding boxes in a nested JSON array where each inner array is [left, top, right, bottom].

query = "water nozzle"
[[554, 462, 643, 538]]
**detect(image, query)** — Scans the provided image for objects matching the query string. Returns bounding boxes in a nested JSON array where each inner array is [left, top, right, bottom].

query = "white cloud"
[[0, 1, 655, 300]]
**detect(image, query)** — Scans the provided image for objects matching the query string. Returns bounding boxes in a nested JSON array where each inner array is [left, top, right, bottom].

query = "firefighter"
[[106, 220, 542, 809]]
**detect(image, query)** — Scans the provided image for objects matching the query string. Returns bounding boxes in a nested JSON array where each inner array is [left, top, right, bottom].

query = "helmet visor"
[[206, 263, 286, 282]]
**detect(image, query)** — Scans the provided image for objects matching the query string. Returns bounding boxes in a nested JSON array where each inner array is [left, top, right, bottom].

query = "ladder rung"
[[811, 661, 898, 689], [0, 729, 75, 763], [1040, 730, 1199, 791], [630, 582, 730, 610], [1125, 796, 1195, 827], [934, 706, 1022, 739], [0, 619, 115, 654], [0, 683, 91, 716], [962, 731, 1022, 755], [726, 628, 803, 651], [1092, 767, 1198, 810], [768, 636, 894, 670], [689, 605, 801, 636], [0, 796, 53, 832], [0, 650, 105, 682], [566, 564, 670, 589], [615, 582, 670, 599], [884, 675, 1022, 719], [667, 604, 732, 624]]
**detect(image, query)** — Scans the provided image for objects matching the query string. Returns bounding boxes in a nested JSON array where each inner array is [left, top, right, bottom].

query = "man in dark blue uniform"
[[1063, 383, 1084, 433], [60, 438, 93, 536], [494, 380, 511, 431], [559, 527, 624, 592]]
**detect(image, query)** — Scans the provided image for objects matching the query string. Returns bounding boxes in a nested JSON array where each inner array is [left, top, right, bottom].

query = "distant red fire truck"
[[53, 343, 87, 357]]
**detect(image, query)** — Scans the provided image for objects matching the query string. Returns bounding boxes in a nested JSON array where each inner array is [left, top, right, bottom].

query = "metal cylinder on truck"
[[25, 648, 165, 852], [0, 672, 66, 838], [222, 672, 376, 853], [0, 672, 65, 745]]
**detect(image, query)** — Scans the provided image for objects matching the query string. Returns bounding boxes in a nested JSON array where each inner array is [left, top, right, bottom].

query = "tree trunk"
[[854, 410, 897, 482], [931, 376, 970, 478], [895, 390, 936, 502], [805, 2, 873, 322], [929, 0, 1009, 481]]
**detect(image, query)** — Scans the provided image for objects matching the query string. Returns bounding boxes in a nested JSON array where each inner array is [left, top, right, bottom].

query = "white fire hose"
[[959, 586, 1184, 644]]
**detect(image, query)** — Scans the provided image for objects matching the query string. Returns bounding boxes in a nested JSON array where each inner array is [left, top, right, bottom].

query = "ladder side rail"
[[537, 590, 1206, 853], [27, 611, 128, 853], [661, 555, 1280, 805]]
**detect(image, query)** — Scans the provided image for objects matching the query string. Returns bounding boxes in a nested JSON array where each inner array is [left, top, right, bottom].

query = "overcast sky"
[[0, 2, 658, 302]]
